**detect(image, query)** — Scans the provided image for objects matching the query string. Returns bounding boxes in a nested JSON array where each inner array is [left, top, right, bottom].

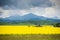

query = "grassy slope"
[[0, 34, 60, 40]]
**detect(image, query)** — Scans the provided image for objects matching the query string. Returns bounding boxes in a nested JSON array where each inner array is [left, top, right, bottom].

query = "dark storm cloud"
[[0, 0, 11, 6], [30, 0, 53, 7], [0, 0, 54, 9], [51, 0, 60, 8], [16, 0, 54, 9]]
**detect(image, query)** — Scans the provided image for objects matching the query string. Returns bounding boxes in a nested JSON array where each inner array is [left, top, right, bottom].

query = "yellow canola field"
[[0, 25, 60, 34]]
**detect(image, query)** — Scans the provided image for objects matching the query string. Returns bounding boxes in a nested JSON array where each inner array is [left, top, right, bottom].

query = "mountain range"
[[0, 13, 60, 22]]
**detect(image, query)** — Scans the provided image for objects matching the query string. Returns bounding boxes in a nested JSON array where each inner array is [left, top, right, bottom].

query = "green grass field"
[[0, 34, 60, 40]]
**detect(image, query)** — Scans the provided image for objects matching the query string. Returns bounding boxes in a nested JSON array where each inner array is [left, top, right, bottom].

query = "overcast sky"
[[0, 0, 60, 19]]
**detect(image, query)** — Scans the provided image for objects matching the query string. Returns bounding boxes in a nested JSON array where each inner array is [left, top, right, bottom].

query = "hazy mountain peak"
[[23, 13, 37, 16]]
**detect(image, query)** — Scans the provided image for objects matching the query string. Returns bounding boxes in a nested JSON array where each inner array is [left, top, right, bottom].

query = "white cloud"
[[49, 0, 60, 19], [43, 7, 56, 17], [0, 7, 60, 19], [29, 7, 45, 16], [0, 10, 10, 18]]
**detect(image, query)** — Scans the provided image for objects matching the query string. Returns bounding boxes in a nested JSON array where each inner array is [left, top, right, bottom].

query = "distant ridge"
[[0, 13, 60, 22]]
